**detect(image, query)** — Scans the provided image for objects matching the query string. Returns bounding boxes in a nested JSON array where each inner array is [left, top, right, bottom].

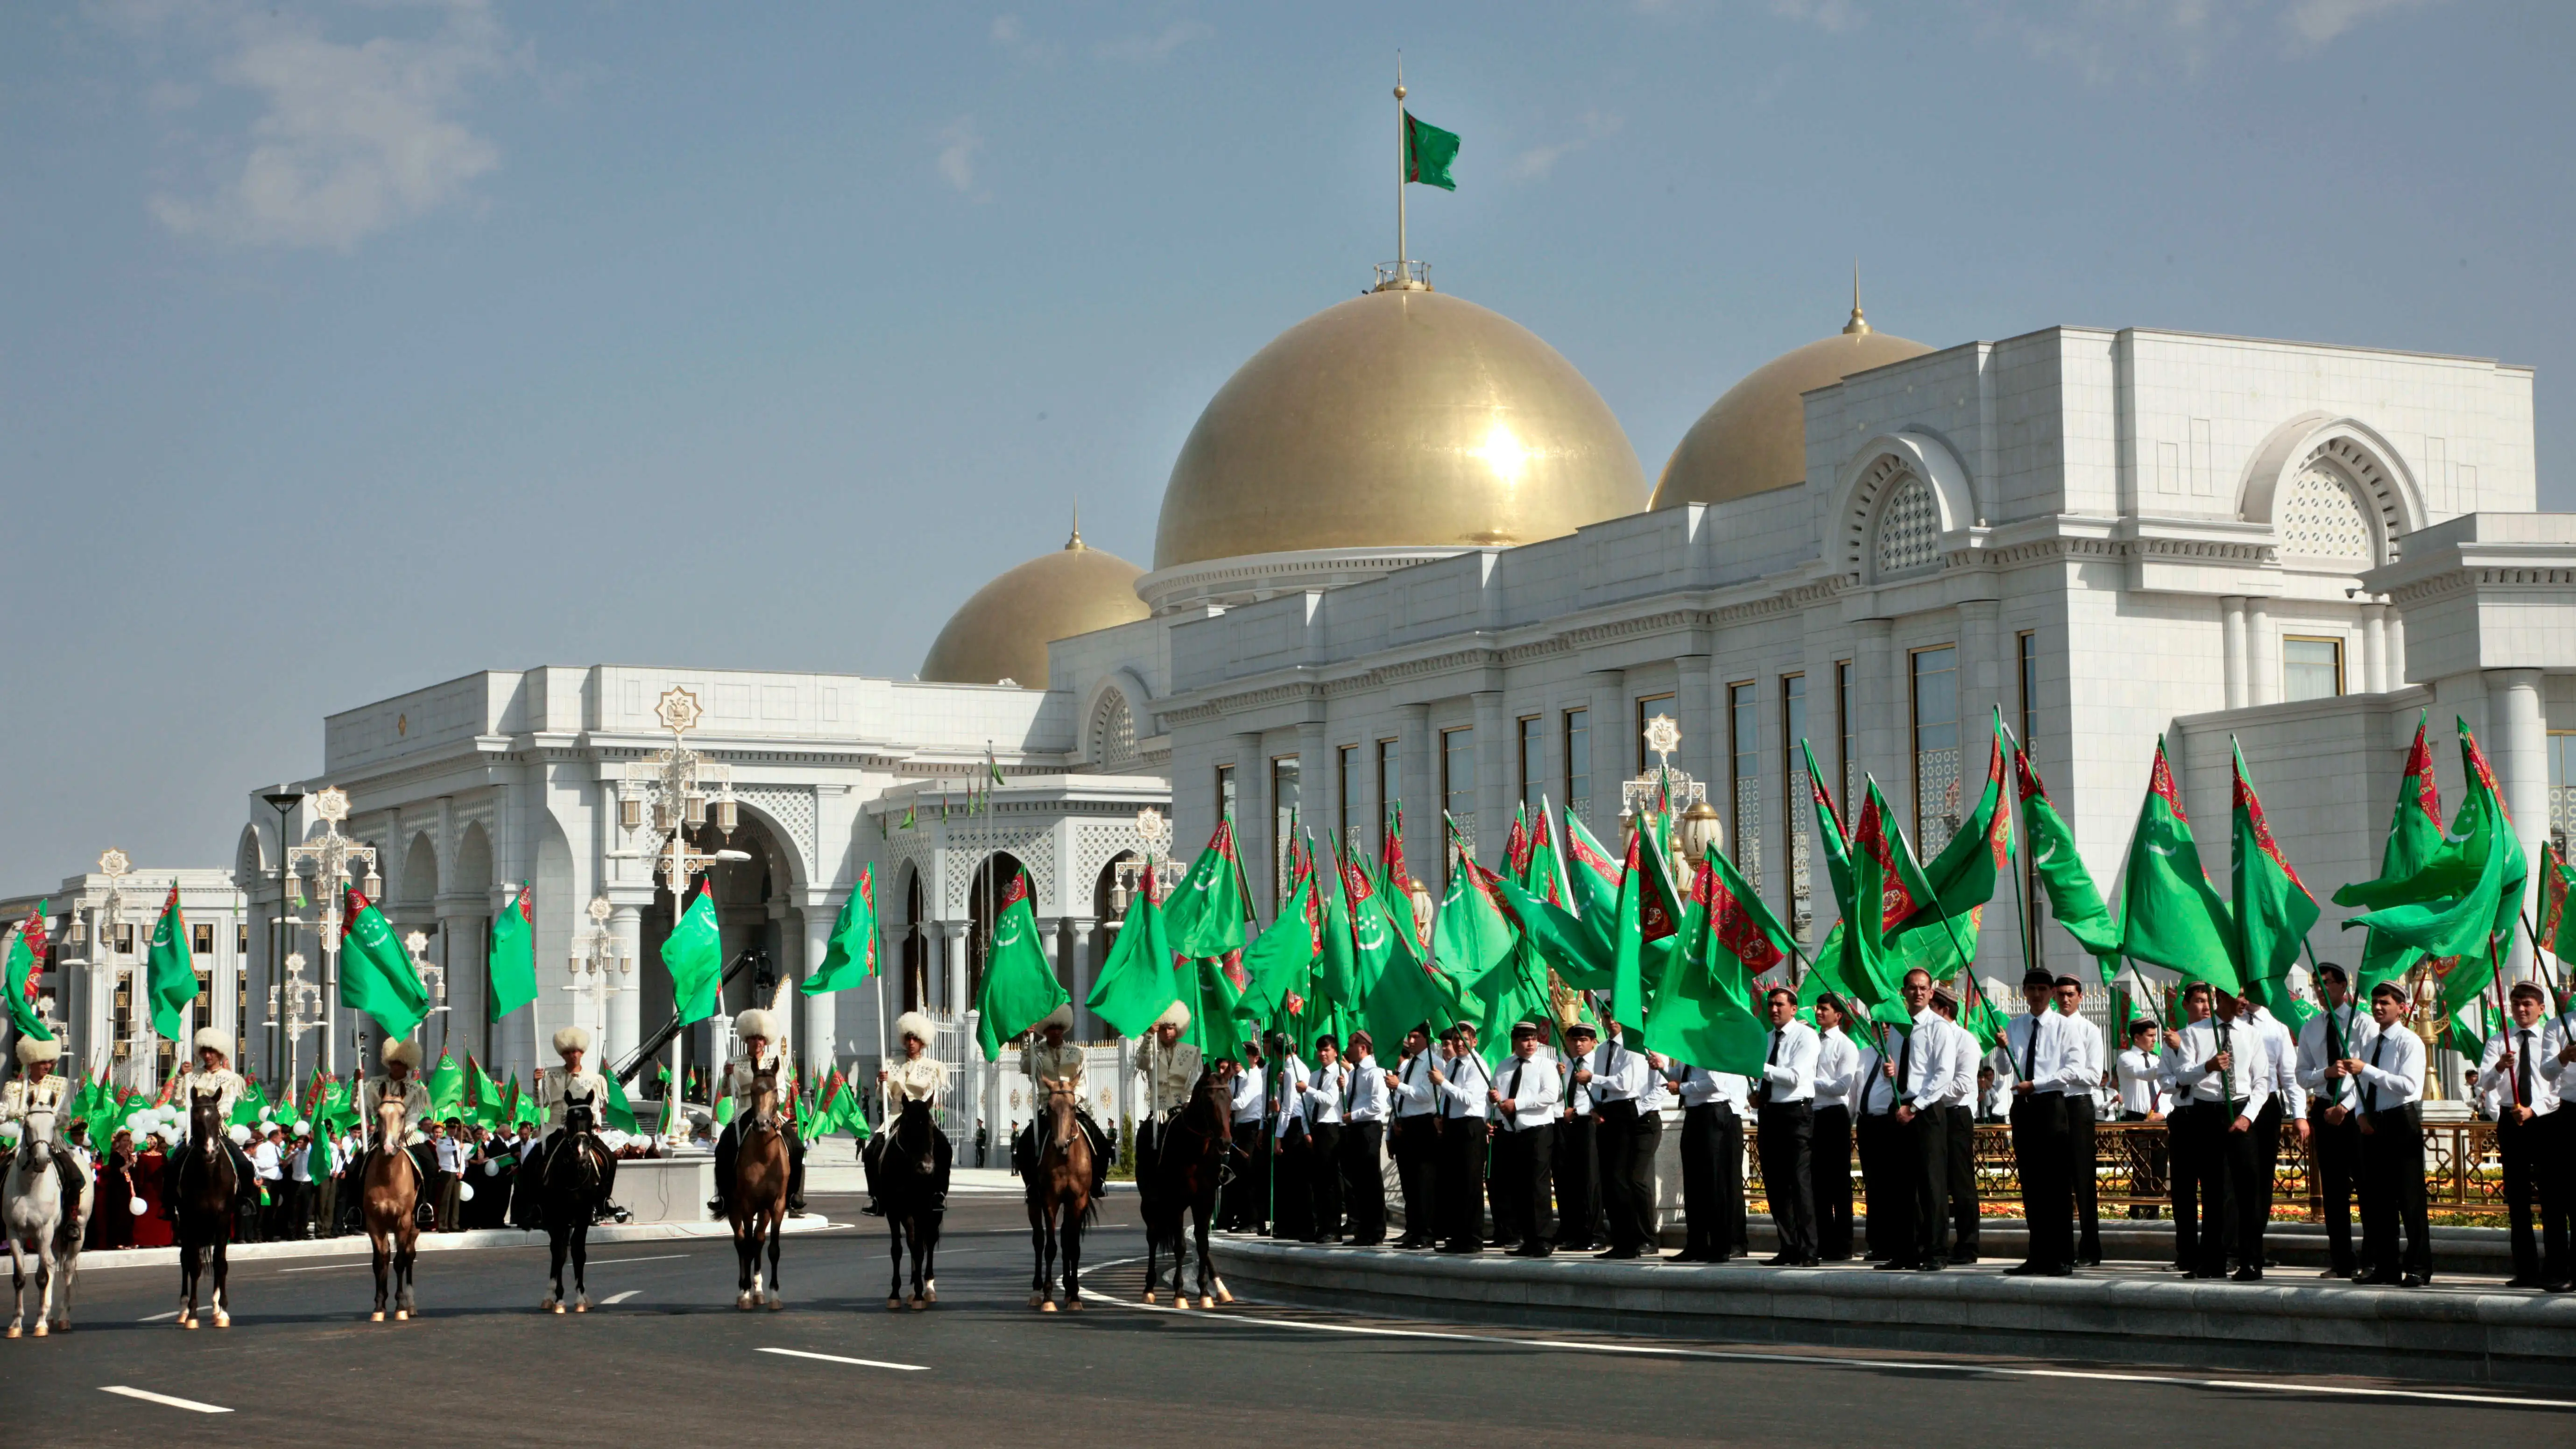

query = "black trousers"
[[1811, 1105, 1854, 1258], [2222, 1105, 2270, 1271], [1308, 1122, 1345, 1237], [2543, 1112, 2576, 1284], [1390, 1117, 1438, 1243], [2497, 1113, 2564, 1283], [1434, 1114, 1488, 1250], [1552, 1113, 1602, 1247], [1340, 1121, 1386, 1244], [1678, 1103, 1743, 1259], [1221, 1121, 1267, 1231], [1489, 1123, 1553, 1251], [2064, 1096, 2101, 1261], [2309, 1106, 2364, 1275], [1856, 1110, 1900, 1259], [1596, 1100, 1660, 1252], [2174, 1103, 2233, 1275], [2009, 1091, 2070, 1269], [1271, 1122, 1315, 1240], [2359, 1105, 2430, 1279], [2167, 1110, 2201, 1266], [2251, 1097, 2285, 1228], [1943, 1104, 1979, 1258], [1906, 1107, 1949, 1267], [1757, 1101, 1816, 1261]]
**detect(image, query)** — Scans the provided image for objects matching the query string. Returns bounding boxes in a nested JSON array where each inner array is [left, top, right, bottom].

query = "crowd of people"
[[1143, 965, 2572, 1293]]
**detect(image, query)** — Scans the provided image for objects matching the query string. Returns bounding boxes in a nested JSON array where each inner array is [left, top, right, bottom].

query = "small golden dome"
[[1153, 288, 1645, 570], [918, 526, 1148, 689], [1650, 318, 1933, 511]]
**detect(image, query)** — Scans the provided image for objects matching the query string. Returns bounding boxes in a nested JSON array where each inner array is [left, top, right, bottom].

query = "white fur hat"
[[735, 1007, 778, 1041], [193, 1027, 228, 1054], [893, 1011, 935, 1046], [1153, 999, 1191, 1031], [553, 1026, 592, 1056], [14, 1035, 60, 1065], [381, 1038, 423, 1069]]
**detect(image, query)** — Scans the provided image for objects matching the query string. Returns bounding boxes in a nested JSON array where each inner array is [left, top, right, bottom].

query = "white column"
[[607, 904, 643, 1072], [1397, 703, 1433, 884], [1856, 618, 1898, 798], [941, 920, 970, 1018], [799, 905, 839, 1069], [1232, 730, 1270, 915], [2363, 604, 2391, 693], [2487, 668, 2547, 985], [2247, 600, 2279, 707], [1037, 913, 1064, 997], [1473, 689, 1509, 868], [2222, 597, 2249, 709], [1069, 919, 1097, 1040], [1587, 670, 1625, 840]]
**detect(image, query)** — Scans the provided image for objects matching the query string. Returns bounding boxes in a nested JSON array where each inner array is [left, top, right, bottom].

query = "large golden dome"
[[918, 529, 1148, 689], [1152, 288, 1645, 570], [1651, 307, 1933, 510]]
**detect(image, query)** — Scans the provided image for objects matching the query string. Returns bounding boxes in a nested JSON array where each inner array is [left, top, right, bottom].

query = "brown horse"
[[361, 1099, 421, 1322], [1024, 1083, 1096, 1312], [1141, 1068, 1235, 1309], [728, 1069, 790, 1312], [173, 1097, 238, 1330]]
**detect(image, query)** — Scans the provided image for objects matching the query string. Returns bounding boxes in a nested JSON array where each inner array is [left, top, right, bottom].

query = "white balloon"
[[458, 1182, 475, 1202], [129, 1196, 148, 1217]]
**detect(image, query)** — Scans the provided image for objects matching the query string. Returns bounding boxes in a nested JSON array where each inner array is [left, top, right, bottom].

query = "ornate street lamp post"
[[1619, 714, 1722, 876], [406, 929, 448, 1061], [565, 894, 633, 1046], [281, 786, 381, 1077], [607, 687, 745, 1102], [264, 950, 325, 1105]]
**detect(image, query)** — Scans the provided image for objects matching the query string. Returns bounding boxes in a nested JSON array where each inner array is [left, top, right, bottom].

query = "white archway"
[[2237, 413, 2425, 564], [1826, 431, 1975, 583]]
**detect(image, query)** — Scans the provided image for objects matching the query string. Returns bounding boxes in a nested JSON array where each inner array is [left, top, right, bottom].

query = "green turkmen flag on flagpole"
[[1239, 872, 1319, 1026], [1165, 820, 1253, 961], [2116, 739, 2240, 994], [1880, 714, 2013, 980], [340, 888, 431, 1040], [1089, 862, 1183, 1039], [1608, 823, 1686, 1036], [144, 883, 197, 1041], [1843, 779, 1937, 1025], [1312, 842, 1360, 1022], [663, 882, 724, 1027], [600, 1067, 639, 1132], [2013, 745, 2122, 961], [803, 865, 881, 996], [2229, 740, 2321, 1015], [425, 1050, 463, 1121], [1431, 815, 1520, 993], [2333, 714, 2445, 1000], [1644, 847, 1784, 1075], [974, 869, 1071, 1058], [227, 1077, 270, 1129], [465, 1053, 506, 1130], [1404, 110, 1459, 190], [489, 882, 537, 1022], [2540, 841, 2576, 966], [2343, 723, 2527, 1024], [4, 901, 51, 1041]]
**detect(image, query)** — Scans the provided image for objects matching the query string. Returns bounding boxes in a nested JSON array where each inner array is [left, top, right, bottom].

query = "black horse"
[[540, 1104, 610, 1314], [1140, 1069, 1235, 1308], [879, 1099, 948, 1311], [173, 1097, 241, 1329]]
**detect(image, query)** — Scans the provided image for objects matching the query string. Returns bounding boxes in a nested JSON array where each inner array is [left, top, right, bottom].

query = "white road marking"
[[601, 1290, 640, 1305], [756, 1346, 927, 1372], [136, 1309, 181, 1322], [102, 1386, 232, 1414], [1076, 1259, 2576, 1413], [278, 1261, 370, 1272], [586, 1254, 691, 1265]]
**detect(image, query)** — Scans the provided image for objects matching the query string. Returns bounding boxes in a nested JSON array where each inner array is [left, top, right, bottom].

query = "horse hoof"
[[370, 1311, 384, 1322], [551, 1303, 566, 1315], [765, 1294, 781, 1311], [925, 1286, 937, 1303], [213, 1312, 230, 1329], [395, 1310, 409, 1322], [886, 1298, 904, 1313], [1215, 1287, 1235, 1305], [1143, 1290, 1158, 1305], [182, 1319, 198, 1330], [28, 1323, 44, 1338], [4, 1327, 17, 1339], [736, 1295, 754, 1312], [908, 1297, 927, 1312], [1039, 1300, 1057, 1313], [1064, 1298, 1083, 1314], [1200, 1295, 1217, 1309], [1171, 1297, 1191, 1311]]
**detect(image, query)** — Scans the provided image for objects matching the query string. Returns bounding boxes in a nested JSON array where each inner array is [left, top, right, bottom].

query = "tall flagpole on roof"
[[1395, 54, 1407, 276]]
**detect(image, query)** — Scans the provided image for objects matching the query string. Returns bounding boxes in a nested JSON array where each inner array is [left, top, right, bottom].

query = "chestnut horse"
[[728, 1069, 790, 1312], [1024, 1083, 1095, 1312], [361, 1099, 421, 1322], [173, 1096, 239, 1329], [1140, 1069, 1234, 1309]]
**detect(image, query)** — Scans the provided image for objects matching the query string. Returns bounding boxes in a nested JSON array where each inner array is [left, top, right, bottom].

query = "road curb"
[[78, 1213, 838, 1272]]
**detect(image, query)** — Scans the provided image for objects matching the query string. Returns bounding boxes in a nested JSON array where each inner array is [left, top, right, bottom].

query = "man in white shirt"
[[250, 1126, 285, 1242], [1876, 969, 1956, 1272], [1585, 1023, 1664, 1259], [2349, 980, 2429, 1285], [2054, 976, 2107, 1265], [1755, 987, 1821, 1266], [2478, 981, 2566, 1288], [1340, 1029, 1391, 1246], [2210, 990, 2277, 1280], [1809, 996, 1861, 1261], [1220, 1039, 1269, 1234], [2295, 962, 2369, 1279], [2242, 991, 2304, 1240], [2001, 967, 2072, 1277], [1386, 1025, 1440, 1249], [1929, 987, 1981, 1264], [1428, 1023, 1492, 1254], [1666, 1052, 1750, 1263], [1304, 1035, 1351, 1242], [1488, 1020, 1563, 1257], [2161, 981, 2271, 1279], [1552, 1022, 1603, 1252]]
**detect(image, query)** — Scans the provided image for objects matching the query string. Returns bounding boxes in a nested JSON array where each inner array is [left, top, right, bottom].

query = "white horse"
[[5, 1110, 95, 1338]]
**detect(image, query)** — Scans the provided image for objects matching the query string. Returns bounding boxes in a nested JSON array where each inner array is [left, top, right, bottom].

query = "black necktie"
[[2518, 1030, 2534, 1109], [2022, 1016, 2041, 1082], [1893, 1031, 1913, 1113], [1505, 1062, 1525, 1127], [2366, 1033, 2388, 1114]]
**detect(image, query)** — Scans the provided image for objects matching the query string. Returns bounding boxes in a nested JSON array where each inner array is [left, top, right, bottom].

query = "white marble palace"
[[20, 246, 2569, 1113]]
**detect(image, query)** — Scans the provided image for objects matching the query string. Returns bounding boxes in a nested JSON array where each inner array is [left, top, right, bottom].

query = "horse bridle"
[[1043, 1083, 1082, 1151]]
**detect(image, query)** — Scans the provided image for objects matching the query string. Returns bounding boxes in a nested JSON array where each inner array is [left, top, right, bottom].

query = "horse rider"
[[1134, 1000, 1202, 1178], [160, 1028, 261, 1219], [710, 1007, 805, 1219], [1016, 1005, 1109, 1196], [863, 1010, 952, 1215], [357, 1038, 438, 1190], [533, 1026, 624, 1223], [1, 1034, 84, 1202]]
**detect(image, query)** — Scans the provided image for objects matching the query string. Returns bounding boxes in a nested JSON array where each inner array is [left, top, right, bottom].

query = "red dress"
[[93, 1151, 138, 1250], [131, 1149, 173, 1249]]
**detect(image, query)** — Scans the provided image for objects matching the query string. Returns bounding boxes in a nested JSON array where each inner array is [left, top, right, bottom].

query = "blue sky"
[[3, 0, 2569, 887]]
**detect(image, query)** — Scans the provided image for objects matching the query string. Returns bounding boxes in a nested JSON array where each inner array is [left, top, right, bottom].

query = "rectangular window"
[[2549, 732, 2576, 859], [1517, 715, 1545, 811], [1441, 727, 1476, 884], [1782, 674, 1812, 939], [2284, 636, 2344, 703], [1376, 738, 1400, 840], [1337, 745, 1360, 855], [115, 923, 135, 955], [1272, 755, 1301, 901], [1563, 709, 1591, 829], [1729, 682, 1762, 891], [1216, 763, 1237, 824], [236, 923, 249, 954], [1912, 644, 1962, 855], [1835, 660, 1857, 816], [1635, 693, 1676, 772], [193, 922, 216, 956]]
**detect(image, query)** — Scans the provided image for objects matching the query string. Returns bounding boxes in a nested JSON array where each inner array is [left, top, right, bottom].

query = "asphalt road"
[[13, 1191, 2571, 1447]]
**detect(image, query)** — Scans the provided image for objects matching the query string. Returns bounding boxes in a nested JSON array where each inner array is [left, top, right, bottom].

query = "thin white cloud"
[[139, 0, 515, 251], [937, 115, 985, 194], [1769, 0, 1863, 32], [1093, 21, 1211, 64], [1512, 112, 1626, 181], [2284, 0, 2443, 47], [990, 14, 1022, 44]]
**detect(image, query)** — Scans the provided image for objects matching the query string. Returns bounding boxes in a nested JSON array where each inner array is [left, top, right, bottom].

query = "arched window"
[[1873, 476, 1941, 579], [1089, 689, 1137, 773], [2278, 457, 2377, 564]]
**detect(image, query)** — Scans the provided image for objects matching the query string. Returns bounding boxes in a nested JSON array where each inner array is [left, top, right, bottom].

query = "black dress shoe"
[[2230, 1267, 2263, 1283], [2191, 1269, 2227, 1280], [2360, 1271, 2401, 1286], [2003, 1262, 2046, 1277], [1513, 1245, 1553, 1259], [1946, 1252, 1977, 1265], [1875, 1258, 1918, 1271], [2542, 1279, 2574, 1293], [1916, 1260, 1944, 1272], [1601, 1246, 1641, 1260], [2400, 1272, 2430, 1288], [2505, 1275, 2544, 1289], [1762, 1253, 1798, 1267], [1554, 1239, 1595, 1253]]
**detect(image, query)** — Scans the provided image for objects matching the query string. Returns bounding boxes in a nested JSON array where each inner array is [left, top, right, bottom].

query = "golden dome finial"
[[1066, 500, 1085, 551], [1843, 260, 1870, 336]]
